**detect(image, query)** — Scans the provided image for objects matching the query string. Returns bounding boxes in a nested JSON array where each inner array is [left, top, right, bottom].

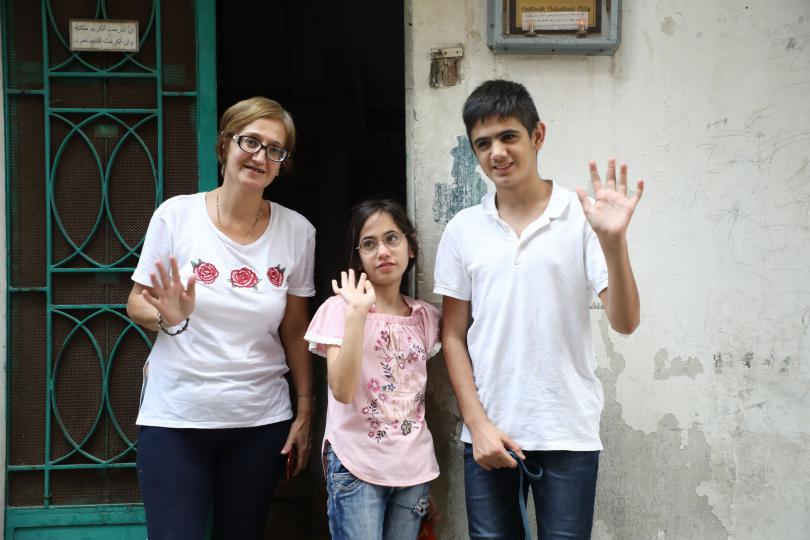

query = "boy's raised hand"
[[576, 158, 644, 242], [332, 269, 376, 312]]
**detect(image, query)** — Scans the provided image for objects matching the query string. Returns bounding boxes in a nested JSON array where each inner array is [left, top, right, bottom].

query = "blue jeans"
[[325, 446, 430, 540], [464, 443, 600, 540]]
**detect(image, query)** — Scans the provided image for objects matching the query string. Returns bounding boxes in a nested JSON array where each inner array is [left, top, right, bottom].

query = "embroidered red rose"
[[229, 267, 260, 288], [266, 264, 286, 287], [191, 259, 219, 284]]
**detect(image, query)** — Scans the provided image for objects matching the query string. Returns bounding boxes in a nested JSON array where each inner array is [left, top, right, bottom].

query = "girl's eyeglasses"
[[356, 231, 403, 254]]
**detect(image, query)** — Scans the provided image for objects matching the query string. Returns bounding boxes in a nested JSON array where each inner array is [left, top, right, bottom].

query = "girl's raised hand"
[[332, 269, 376, 312]]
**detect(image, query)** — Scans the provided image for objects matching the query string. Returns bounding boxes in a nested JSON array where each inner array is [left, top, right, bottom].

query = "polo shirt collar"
[[481, 180, 570, 221]]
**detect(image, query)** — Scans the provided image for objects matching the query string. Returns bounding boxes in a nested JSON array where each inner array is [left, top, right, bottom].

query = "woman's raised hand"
[[141, 256, 196, 326], [332, 269, 376, 312]]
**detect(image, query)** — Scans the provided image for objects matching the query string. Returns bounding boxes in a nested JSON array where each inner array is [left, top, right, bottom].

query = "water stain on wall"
[[660, 16, 677, 36], [713, 351, 794, 373], [433, 135, 488, 225]]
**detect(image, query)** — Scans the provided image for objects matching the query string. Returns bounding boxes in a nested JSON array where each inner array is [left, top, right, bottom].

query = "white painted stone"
[[408, 1, 810, 537]]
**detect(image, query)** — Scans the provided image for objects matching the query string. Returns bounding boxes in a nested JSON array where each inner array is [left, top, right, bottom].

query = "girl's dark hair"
[[346, 199, 419, 276]]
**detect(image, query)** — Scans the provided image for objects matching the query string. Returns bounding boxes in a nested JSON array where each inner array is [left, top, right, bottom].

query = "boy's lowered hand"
[[469, 418, 526, 470]]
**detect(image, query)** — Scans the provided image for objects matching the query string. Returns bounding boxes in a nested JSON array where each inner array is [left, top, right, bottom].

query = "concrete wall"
[[406, 1, 810, 538]]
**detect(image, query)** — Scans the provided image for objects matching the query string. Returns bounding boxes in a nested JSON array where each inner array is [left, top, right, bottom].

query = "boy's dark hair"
[[346, 199, 419, 276], [462, 79, 540, 144]]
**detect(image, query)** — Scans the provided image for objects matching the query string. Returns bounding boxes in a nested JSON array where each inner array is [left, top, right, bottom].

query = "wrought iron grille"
[[4, 0, 208, 509]]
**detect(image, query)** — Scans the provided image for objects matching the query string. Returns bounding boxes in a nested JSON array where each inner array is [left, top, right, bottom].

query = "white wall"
[[407, 1, 810, 538]]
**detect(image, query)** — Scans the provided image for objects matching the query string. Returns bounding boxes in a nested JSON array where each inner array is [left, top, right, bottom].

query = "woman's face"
[[222, 117, 288, 192], [356, 211, 413, 288]]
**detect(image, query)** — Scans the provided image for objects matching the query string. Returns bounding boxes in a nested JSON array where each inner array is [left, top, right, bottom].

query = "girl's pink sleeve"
[[304, 295, 347, 357], [421, 301, 442, 359]]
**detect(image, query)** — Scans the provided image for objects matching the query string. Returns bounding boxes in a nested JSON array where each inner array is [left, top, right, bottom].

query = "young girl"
[[304, 199, 441, 540]]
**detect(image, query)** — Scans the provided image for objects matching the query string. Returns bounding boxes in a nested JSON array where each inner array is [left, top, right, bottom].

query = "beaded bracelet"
[[157, 313, 189, 336]]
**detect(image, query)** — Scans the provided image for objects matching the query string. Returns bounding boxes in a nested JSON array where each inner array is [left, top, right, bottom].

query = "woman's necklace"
[[216, 191, 263, 242]]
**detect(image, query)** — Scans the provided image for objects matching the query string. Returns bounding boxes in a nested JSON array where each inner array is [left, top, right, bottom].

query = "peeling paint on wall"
[[595, 320, 729, 539], [653, 348, 704, 380], [433, 135, 488, 225]]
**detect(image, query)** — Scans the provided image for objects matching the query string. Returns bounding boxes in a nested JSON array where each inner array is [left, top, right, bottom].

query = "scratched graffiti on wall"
[[433, 135, 488, 225]]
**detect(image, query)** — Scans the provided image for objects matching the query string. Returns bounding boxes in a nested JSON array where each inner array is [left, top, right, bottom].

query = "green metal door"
[[2, 0, 216, 536]]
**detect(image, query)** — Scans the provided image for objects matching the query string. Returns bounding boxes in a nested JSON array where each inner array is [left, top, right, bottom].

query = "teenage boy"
[[434, 79, 644, 539]]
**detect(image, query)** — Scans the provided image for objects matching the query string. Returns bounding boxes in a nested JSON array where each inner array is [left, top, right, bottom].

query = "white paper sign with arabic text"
[[69, 19, 139, 52]]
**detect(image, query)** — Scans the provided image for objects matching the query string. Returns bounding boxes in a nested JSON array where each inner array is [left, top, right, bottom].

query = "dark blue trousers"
[[137, 421, 290, 540]]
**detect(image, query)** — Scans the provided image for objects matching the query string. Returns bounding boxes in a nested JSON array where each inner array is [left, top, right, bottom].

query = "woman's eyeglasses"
[[232, 134, 289, 162]]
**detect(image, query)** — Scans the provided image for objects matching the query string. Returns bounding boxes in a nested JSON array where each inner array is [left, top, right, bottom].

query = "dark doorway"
[[217, 1, 405, 538]]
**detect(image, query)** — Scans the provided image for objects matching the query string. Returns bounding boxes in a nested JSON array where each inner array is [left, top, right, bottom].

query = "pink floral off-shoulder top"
[[305, 294, 441, 487]]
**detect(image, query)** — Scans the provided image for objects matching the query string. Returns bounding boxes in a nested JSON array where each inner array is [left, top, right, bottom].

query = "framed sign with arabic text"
[[509, 0, 600, 35], [488, 0, 621, 55]]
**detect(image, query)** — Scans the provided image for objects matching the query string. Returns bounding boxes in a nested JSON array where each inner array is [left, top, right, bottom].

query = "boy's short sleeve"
[[584, 222, 609, 296], [433, 219, 472, 301], [304, 295, 347, 357]]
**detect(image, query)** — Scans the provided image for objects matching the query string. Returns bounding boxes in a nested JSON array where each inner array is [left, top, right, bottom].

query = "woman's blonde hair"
[[216, 97, 296, 172]]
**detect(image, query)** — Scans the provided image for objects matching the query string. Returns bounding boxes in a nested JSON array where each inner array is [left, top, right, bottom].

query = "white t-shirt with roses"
[[132, 192, 316, 428]]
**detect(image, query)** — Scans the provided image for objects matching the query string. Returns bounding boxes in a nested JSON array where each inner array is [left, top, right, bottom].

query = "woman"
[[126, 97, 315, 539]]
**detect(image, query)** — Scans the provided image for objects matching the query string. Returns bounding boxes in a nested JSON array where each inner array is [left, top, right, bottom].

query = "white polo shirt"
[[434, 181, 608, 451]]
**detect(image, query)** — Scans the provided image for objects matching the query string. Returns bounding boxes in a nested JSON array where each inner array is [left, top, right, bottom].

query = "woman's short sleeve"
[[287, 222, 316, 297], [304, 295, 347, 357], [131, 211, 172, 286]]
